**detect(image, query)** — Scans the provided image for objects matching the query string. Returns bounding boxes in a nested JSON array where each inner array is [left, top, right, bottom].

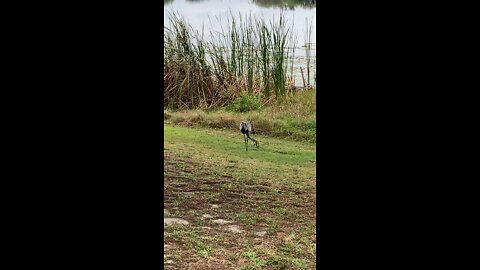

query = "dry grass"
[[164, 12, 302, 111], [164, 88, 316, 143]]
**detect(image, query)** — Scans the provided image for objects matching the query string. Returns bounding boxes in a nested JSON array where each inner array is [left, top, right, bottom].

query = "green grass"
[[164, 124, 316, 269], [242, 250, 267, 268], [164, 125, 315, 166], [236, 212, 259, 227]]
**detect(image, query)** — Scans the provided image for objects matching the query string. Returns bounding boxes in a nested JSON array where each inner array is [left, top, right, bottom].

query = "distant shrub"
[[228, 91, 263, 113]]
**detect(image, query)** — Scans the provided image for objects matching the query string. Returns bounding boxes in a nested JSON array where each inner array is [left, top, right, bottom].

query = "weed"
[[243, 250, 267, 268], [227, 91, 263, 112], [236, 212, 259, 227]]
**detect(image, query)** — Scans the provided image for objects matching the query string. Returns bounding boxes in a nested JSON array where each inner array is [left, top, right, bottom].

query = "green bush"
[[228, 91, 263, 113]]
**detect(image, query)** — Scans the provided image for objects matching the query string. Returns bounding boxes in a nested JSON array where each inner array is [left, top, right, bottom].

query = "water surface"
[[164, 0, 316, 87]]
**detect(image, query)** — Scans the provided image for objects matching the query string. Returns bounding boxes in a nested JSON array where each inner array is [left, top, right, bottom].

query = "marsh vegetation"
[[164, 11, 315, 111]]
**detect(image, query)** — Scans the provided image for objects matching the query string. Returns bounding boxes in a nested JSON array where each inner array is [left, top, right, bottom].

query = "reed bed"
[[164, 11, 311, 110]]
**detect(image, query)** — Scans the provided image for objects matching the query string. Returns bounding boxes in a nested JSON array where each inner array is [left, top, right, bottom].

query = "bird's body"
[[240, 121, 259, 151]]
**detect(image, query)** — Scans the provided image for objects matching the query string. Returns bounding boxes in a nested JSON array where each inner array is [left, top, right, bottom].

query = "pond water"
[[164, 0, 316, 87]]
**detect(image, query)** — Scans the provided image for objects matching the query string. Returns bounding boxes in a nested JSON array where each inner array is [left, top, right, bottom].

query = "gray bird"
[[240, 121, 259, 151]]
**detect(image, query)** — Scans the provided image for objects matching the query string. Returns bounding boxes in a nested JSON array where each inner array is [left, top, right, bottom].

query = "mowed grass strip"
[[164, 124, 315, 166]]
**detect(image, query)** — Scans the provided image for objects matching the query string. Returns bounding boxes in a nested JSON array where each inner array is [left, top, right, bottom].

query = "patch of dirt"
[[163, 150, 316, 269]]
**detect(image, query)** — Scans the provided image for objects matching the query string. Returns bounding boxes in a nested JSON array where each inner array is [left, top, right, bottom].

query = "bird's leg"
[[244, 134, 248, 151], [247, 134, 259, 148]]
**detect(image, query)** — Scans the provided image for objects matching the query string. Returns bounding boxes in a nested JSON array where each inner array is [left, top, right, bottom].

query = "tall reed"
[[164, 11, 305, 110], [304, 17, 314, 88]]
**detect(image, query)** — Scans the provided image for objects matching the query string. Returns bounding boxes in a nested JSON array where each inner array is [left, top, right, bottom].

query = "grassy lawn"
[[164, 124, 316, 269]]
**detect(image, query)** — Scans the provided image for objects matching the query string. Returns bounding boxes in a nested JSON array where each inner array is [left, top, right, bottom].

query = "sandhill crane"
[[240, 121, 259, 151]]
